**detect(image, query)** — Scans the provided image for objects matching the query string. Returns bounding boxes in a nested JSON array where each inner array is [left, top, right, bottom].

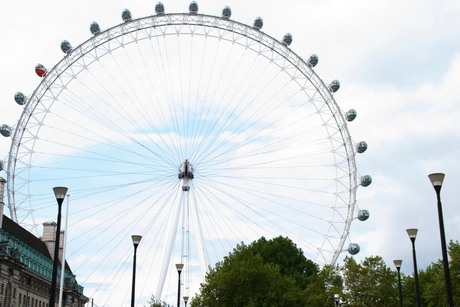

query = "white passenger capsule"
[[155, 2, 165, 15], [60, 40, 72, 54], [307, 54, 318, 67], [122, 9, 132, 22], [329, 80, 340, 93], [282, 33, 292, 46], [253, 17, 263, 30], [189, 1, 198, 14], [348, 243, 360, 255], [0, 124, 11, 137], [222, 6, 231, 19], [90, 21, 101, 35], [14, 92, 26, 105]]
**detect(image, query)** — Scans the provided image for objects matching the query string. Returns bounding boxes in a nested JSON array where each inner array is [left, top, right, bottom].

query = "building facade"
[[0, 215, 88, 306]]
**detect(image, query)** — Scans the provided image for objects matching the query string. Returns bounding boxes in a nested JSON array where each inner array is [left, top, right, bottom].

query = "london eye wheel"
[[2, 2, 371, 305]]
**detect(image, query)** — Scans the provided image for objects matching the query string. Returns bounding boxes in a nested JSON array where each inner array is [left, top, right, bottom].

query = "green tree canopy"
[[341, 255, 398, 307], [448, 240, 460, 302], [145, 295, 173, 307], [415, 240, 460, 306], [191, 236, 317, 307], [184, 238, 460, 306], [303, 264, 343, 306]]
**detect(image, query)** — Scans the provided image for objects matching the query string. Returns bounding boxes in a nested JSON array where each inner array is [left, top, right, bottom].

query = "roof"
[[2, 215, 52, 259], [1, 214, 71, 272]]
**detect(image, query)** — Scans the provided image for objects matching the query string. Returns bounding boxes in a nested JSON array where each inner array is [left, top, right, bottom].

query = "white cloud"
[[2, 0, 460, 306]]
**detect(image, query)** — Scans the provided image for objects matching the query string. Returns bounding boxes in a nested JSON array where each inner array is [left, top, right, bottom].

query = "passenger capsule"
[[282, 33, 293, 46], [356, 141, 368, 153], [307, 54, 318, 67], [348, 243, 360, 255], [189, 1, 198, 14], [222, 6, 231, 19], [60, 40, 72, 54], [14, 92, 26, 105], [357, 209, 370, 221], [0, 124, 11, 137], [155, 2, 165, 15], [90, 21, 101, 35], [360, 175, 372, 187], [35, 64, 47, 78], [329, 80, 340, 93], [253, 17, 263, 30], [122, 9, 132, 22], [346, 109, 357, 122]]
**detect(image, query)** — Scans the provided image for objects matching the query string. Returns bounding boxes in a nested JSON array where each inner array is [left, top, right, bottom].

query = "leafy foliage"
[[170, 238, 460, 307], [191, 236, 317, 307], [448, 240, 460, 303], [145, 295, 173, 307], [303, 264, 343, 306], [341, 255, 398, 306]]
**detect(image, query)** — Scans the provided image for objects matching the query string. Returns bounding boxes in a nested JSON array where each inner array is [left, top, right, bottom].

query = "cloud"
[[2, 0, 460, 305]]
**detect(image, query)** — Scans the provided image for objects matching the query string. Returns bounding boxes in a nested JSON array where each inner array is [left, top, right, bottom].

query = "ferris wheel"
[[1, 2, 372, 305]]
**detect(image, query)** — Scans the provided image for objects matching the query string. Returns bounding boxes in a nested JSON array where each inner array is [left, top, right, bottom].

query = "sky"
[[2, 0, 460, 306]]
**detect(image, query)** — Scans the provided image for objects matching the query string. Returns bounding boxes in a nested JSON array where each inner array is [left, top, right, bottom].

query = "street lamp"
[[407, 228, 421, 307], [183, 295, 189, 307], [393, 259, 403, 307], [334, 294, 340, 307], [49, 186, 68, 307], [176, 263, 184, 307], [428, 173, 454, 307], [131, 235, 142, 307]]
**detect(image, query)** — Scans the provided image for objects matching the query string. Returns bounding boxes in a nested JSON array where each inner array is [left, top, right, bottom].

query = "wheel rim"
[[6, 12, 360, 304]]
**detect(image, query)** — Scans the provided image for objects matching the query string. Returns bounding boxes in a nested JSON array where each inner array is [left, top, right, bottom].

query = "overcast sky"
[[2, 0, 460, 305]]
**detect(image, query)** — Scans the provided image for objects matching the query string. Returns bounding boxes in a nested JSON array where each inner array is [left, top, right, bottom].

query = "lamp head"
[[334, 294, 340, 302], [176, 263, 184, 272], [53, 186, 68, 201], [393, 259, 402, 269], [131, 235, 142, 246], [429, 173, 445, 188], [406, 228, 418, 239]]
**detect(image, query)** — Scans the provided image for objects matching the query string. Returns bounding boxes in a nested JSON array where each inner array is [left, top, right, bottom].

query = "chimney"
[[42, 221, 65, 261]]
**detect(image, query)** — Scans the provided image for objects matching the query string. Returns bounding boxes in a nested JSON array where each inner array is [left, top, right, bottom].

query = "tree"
[[191, 236, 317, 307], [341, 256, 399, 306], [398, 240, 460, 306], [145, 295, 173, 307], [448, 240, 460, 303], [419, 260, 446, 306], [244, 236, 318, 289], [303, 264, 343, 306]]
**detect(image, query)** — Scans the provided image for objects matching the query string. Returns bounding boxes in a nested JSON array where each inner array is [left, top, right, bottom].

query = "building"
[[0, 215, 88, 306]]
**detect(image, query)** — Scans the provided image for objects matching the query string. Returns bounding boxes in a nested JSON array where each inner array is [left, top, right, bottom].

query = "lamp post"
[[49, 187, 68, 307], [131, 235, 142, 307], [176, 263, 184, 307], [183, 295, 189, 307], [428, 173, 454, 307], [393, 259, 403, 307], [334, 294, 340, 307], [407, 228, 421, 307]]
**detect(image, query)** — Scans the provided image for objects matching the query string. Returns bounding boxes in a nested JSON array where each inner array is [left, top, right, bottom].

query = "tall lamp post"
[[176, 263, 184, 307], [131, 235, 142, 307], [393, 259, 403, 307], [407, 228, 421, 307], [428, 173, 454, 307], [49, 187, 68, 307]]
